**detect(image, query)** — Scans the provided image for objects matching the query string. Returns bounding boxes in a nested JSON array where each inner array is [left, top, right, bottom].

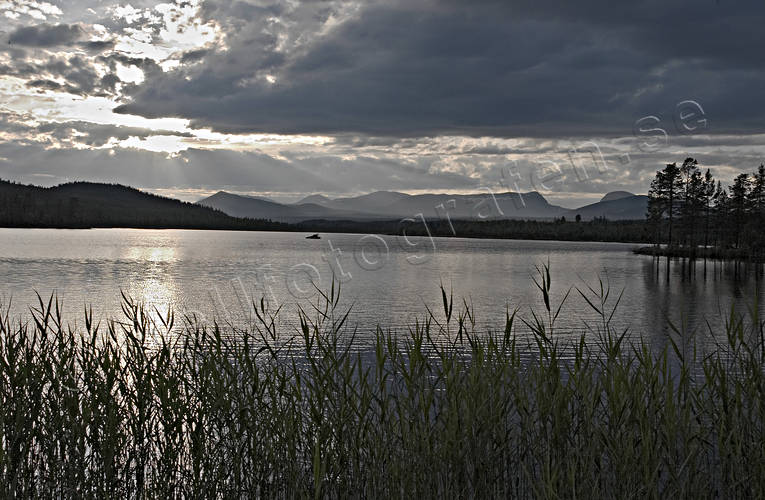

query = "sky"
[[0, 0, 764, 207]]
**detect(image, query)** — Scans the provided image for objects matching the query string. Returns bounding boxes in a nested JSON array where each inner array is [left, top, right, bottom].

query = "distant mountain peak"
[[353, 190, 411, 201], [202, 191, 231, 201], [568, 193, 648, 220], [297, 194, 332, 205], [600, 191, 635, 203], [202, 191, 274, 203]]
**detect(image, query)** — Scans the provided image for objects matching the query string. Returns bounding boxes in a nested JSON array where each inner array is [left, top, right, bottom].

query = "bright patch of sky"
[[0, 0, 62, 21], [0, 0, 260, 154], [110, 1, 220, 60]]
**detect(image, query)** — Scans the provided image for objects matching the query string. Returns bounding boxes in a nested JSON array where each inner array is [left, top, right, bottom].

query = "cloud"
[[8, 23, 83, 47], [78, 39, 116, 53], [111, 0, 765, 138], [1, 125, 763, 207], [37, 120, 194, 147], [1, 0, 764, 204], [0, 51, 126, 96], [180, 48, 209, 64], [0, 0, 63, 22], [0, 110, 192, 148]]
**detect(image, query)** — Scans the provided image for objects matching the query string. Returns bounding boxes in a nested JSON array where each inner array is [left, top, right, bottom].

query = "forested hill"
[[0, 179, 290, 230]]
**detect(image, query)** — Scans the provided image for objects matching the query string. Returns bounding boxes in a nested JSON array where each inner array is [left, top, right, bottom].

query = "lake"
[[1, 228, 763, 351]]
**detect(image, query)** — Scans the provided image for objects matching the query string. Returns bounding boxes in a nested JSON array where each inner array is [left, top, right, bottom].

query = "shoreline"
[[0, 221, 652, 245], [634, 245, 765, 263]]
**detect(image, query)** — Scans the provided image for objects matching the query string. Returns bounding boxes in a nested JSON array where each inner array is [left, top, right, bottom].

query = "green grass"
[[1, 267, 764, 498]]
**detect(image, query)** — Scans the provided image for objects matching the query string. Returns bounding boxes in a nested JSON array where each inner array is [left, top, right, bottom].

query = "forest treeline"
[[297, 218, 652, 243], [646, 158, 765, 259], [0, 179, 290, 231], [0, 178, 654, 242]]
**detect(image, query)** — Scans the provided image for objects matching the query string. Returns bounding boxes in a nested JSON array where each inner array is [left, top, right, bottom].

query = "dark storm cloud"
[[113, 0, 765, 137], [8, 23, 83, 47], [180, 48, 209, 64], [24, 78, 89, 95], [78, 39, 116, 53], [98, 53, 163, 76], [1, 0, 763, 205]]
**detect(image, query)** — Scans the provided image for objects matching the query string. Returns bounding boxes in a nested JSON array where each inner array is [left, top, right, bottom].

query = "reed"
[[0, 268, 763, 498]]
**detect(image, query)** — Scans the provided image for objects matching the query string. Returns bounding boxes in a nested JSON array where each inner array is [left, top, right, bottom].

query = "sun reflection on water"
[[134, 277, 178, 313], [123, 244, 181, 319], [124, 246, 179, 263]]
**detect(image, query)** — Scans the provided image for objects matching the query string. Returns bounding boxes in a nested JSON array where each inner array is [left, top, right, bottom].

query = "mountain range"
[[198, 190, 648, 222], [0, 178, 649, 232]]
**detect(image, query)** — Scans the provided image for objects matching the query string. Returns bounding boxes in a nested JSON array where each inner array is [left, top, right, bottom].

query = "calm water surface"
[[1, 228, 763, 350]]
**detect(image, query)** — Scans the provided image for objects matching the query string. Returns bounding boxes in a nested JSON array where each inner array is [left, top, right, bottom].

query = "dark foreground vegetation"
[[646, 158, 765, 260], [1, 270, 764, 498], [0, 179, 289, 231]]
